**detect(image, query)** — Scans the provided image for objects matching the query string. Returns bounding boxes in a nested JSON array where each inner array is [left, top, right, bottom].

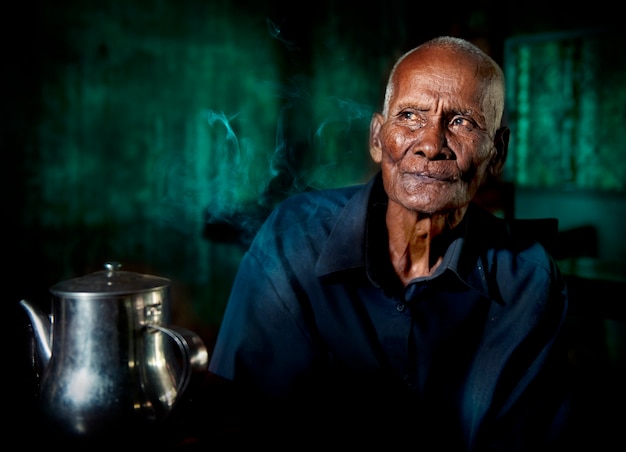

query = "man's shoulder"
[[268, 183, 366, 226], [467, 204, 557, 256], [279, 184, 364, 209], [464, 205, 566, 310], [463, 204, 559, 278], [249, 183, 368, 252]]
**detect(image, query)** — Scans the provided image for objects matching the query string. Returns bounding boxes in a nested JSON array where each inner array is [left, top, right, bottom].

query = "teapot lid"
[[50, 262, 171, 296]]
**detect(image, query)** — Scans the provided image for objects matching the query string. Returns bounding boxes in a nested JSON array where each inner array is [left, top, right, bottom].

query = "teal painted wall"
[[6, 0, 622, 346], [7, 0, 420, 342]]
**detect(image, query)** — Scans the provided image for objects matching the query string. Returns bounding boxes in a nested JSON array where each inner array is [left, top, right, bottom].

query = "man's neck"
[[386, 203, 466, 285]]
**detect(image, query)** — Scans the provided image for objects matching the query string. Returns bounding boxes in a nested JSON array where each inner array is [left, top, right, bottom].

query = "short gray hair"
[[382, 36, 505, 127]]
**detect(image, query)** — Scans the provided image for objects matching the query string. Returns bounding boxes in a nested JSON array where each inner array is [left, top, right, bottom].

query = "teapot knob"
[[104, 261, 122, 274]]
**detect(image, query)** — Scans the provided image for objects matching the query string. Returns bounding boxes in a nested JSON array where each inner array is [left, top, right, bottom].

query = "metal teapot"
[[19, 262, 209, 443]]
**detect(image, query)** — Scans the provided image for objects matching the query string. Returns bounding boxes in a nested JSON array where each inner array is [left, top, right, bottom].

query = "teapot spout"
[[19, 299, 52, 368]]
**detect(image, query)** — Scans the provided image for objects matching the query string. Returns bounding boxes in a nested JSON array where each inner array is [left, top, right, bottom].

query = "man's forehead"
[[396, 48, 482, 82], [392, 67, 486, 107], [401, 45, 477, 67]]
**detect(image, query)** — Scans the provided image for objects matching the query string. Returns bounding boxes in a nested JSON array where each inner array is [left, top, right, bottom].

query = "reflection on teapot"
[[19, 262, 209, 443]]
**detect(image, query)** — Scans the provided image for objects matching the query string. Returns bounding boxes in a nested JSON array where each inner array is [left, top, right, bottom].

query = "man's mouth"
[[404, 171, 456, 183]]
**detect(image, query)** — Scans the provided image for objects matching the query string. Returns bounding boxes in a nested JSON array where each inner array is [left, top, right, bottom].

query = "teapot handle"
[[146, 324, 209, 397]]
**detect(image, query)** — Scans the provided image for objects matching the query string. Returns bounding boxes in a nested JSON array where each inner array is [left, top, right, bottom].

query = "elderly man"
[[207, 36, 569, 450]]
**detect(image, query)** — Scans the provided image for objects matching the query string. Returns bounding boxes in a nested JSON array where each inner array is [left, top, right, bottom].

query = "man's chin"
[[397, 191, 469, 215]]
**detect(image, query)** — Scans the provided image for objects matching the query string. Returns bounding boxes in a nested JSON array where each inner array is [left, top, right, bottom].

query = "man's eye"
[[451, 116, 474, 129], [400, 111, 417, 120]]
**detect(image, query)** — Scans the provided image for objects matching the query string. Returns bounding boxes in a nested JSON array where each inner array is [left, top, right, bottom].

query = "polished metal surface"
[[19, 262, 209, 441]]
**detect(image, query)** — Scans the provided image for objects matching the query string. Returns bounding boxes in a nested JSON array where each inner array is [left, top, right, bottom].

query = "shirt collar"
[[315, 172, 500, 299], [314, 175, 375, 276]]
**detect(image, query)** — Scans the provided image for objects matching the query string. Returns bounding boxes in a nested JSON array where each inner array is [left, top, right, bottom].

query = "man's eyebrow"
[[393, 101, 430, 111]]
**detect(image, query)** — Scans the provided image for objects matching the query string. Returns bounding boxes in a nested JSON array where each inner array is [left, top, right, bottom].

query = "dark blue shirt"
[[209, 172, 569, 449]]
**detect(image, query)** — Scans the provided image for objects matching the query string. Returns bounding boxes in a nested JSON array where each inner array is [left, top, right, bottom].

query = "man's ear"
[[489, 126, 510, 177], [369, 113, 384, 163]]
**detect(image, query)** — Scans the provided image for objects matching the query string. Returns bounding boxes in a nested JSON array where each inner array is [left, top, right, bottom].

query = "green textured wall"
[[505, 29, 626, 190], [7, 0, 416, 339], [6, 0, 622, 342]]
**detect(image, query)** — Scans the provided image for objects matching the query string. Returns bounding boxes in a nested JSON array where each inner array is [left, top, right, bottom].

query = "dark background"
[[4, 0, 624, 447]]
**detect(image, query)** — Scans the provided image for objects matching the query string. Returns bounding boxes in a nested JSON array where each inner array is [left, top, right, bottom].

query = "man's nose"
[[412, 121, 448, 160]]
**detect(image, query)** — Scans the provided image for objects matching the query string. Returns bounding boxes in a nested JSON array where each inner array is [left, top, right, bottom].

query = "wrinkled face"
[[370, 47, 506, 215]]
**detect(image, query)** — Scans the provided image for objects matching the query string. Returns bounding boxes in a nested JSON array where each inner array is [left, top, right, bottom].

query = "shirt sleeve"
[[207, 246, 324, 397]]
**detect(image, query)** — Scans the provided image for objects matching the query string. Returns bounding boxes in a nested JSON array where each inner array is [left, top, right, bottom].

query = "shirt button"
[[396, 303, 405, 312]]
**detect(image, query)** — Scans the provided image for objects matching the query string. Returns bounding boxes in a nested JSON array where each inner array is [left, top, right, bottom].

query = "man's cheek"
[[382, 128, 411, 153]]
